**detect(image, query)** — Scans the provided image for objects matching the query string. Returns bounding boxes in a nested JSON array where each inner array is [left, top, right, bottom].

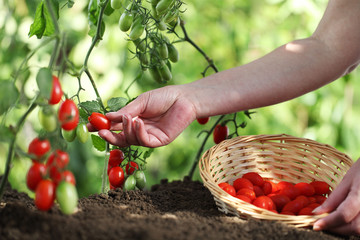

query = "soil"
[[1, 177, 359, 240]]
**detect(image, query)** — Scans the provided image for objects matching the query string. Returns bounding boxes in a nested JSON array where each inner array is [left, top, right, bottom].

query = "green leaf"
[[91, 134, 106, 152], [78, 107, 89, 123], [87, 0, 106, 38], [107, 97, 128, 112], [0, 81, 19, 115], [36, 68, 52, 99], [143, 148, 154, 160], [79, 101, 102, 114], [67, 0, 75, 8], [0, 125, 14, 143], [28, 1, 46, 38]]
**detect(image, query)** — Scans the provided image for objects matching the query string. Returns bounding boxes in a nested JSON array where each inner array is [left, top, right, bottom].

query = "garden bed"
[[0, 177, 358, 240]]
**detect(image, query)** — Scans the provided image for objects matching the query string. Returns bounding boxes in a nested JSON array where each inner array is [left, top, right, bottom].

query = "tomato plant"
[[58, 99, 79, 131], [88, 112, 111, 130]]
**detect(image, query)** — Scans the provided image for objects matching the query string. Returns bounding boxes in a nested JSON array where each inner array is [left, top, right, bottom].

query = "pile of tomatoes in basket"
[[218, 172, 331, 216]]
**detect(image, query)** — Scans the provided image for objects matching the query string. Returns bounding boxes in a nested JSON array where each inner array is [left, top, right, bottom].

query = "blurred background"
[[1, 0, 359, 198]]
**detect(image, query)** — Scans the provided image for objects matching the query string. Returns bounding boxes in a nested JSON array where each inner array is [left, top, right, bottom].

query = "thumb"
[[106, 96, 145, 122]]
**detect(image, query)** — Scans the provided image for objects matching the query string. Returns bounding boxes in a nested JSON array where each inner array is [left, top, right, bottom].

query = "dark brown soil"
[[0, 177, 359, 240]]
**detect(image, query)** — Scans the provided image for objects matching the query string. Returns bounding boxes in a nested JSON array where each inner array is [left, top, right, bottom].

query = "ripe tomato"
[[56, 181, 78, 215], [269, 194, 291, 212], [236, 188, 256, 201], [47, 150, 70, 169], [109, 149, 125, 167], [294, 182, 315, 196], [252, 196, 275, 211], [108, 166, 125, 188], [314, 195, 327, 204], [253, 185, 264, 197], [35, 179, 55, 211], [28, 137, 51, 162], [282, 199, 303, 214], [26, 162, 46, 191], [278, 185, 300, 200], [310, 181, 330, 195], [49, 75, 63, 105], [233, 178, 254, 191], [196, 117, 210, 125], [298, 207, 314, 215], [276, 181, 293, 191], [242, 172, 264, 187], [213, 124, 229, 144], [88, 112, 111, 130], [235, 195, 252, 203], [58, 99, 79, 131], [126, 161, 139, 175], [62, 170, 76, 185], [218, 182, 236, 197], [262, 181, 273, 195], [295, 195, 309, 208]]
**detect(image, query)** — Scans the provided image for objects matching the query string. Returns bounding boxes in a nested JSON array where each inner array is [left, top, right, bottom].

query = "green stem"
[[101, 143, 110, 193], [0, 99, 38, 200]]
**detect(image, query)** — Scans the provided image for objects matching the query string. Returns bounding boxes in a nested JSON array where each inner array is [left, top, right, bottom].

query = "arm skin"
[[93, 0, 360, 235]]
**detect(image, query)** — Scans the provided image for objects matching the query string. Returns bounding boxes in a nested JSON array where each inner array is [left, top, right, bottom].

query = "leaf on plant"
[[28, 0, 59, 39], [143, 148, 154, 160], [0, 125, 14, 143], [36, 68, 52, 99], [0, 81, 19, 116], [67, 0, 75, 8], [91, 134, 106, 152], [87, 0, 105, 38], [78, 107, 89, 123], [107, 97, 128, 112], [79, 101, 102, 114]]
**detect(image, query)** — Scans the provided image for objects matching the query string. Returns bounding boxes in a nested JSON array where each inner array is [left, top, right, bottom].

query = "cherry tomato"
[[314, 195, 327, 204], [218, 182, 236, 197], [276, 181, 293, 191], [269, 194, 291, 212], [58, 99, 79, 131], [129, 18, 145, 41], [108, 166, 125, 188], [298, 207, 314, 215], [56, 181, 78, 215], [107, 163, 113, 176], [35, 179, 55, 211], [38, 107, 57, 132], [233, 177, 254, 191], [119, 11, 133, 32], [88, 112, 111, 130], [155, 0, 173, 15], [252, 196, 275, 211], [110, 0, 123, 9], [262, 181, 273, 195], [213, 124, 229, 144], [158, 63, 172, 82], [76, 123, 89, 143], [28, 137, 51, 162], [109, 149, 124, 167], [310, 181, 330, 195], [235, 195, 252, 203], [47, 150, 70, 170], [242, 172, 264, 187], [196, 117, 210, 125], [134, 170, 146, 189], [62, 128, 77, 142], [282, 199, 303, 214], [124, 175, 136, 190], [253, 185, 264, 197], [281, 211, 295, 215], [62, 170, 76, 185], [126, 161, 139, 175], [26, 162, 46, 191], [158, 43, 168, 60], [167, 44, 179, 63], [49, 75, 63, 105], [278, 185, 300, 200], [236, 188, 256, 201], [294, 182, 315, 196], [295, 195, 309, 208]]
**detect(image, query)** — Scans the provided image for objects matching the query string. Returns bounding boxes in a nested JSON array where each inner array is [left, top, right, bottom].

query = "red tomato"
[[235, 195, 252, 203], [28, 137, 51, 162], [282, 199, 303, 214], [213, 124, 228, 144], [270, 194, 291, 212], [233, 178, 254, 191], [26, 162, 46, 191], [310, 181, 330, 195], [58, 99, 79, 131], [49, 75, 63, 105], [278, 185, 300, 200], [314, 195, 327, 204], [48, 166, 62, 186], [35, 179, 55, 211], [269, 181, 278, 193], [307, 196, 317, 204], [108, 166, 125, 188], [47, 150, 69, 169], [197, 117, 210, 125], [307, 203, 321, 210], [276, 181, 293, 191], [262, 181, 273, 195], [298, 207, 314, 215], [109, 149, 124, 167], [281, 211, 295, 215], [295, 195, 309, 208], [88, 112, 110, 130], [294, 182, 315, 196], [253, 196, 275, 211], [243, 172, 264, 187], [62, 170, 76, 185], [236, 188, 256, 201], [126, 161, 139, 175], [107, 163, 113, 176], [253, 185, 264, 197], [218, 182, 236, 197]]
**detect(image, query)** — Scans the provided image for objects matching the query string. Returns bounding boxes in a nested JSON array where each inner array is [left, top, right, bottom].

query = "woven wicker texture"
[[199, 134, 354, 227]]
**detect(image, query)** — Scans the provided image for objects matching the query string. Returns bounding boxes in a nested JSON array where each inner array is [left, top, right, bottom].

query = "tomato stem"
[[101, 143, 110, 193]]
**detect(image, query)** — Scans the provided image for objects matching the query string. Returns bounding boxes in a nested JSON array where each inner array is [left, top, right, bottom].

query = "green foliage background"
[[1, 0, 359, 198]]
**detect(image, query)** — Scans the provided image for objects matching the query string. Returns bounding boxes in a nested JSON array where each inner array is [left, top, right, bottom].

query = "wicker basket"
[[199, 134, 353, 228]]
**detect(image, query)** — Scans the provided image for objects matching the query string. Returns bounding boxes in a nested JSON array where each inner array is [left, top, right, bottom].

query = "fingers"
[[98, 130, 130, 148]]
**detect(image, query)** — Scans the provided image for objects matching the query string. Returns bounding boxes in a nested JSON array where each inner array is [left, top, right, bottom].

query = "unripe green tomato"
[[62, 128, 77, 142], [156, 21, 167, 31], [139, 53, 149, 66], [163, 9, 178, 24], [38, 108, 57, 132], [129, 19, 145, 41], [156, 0, 173, 16], [158, 43, 168, 59], [76, 123, 89, 143], [124, 175, 136, 190], [158, 64, 172, 82], [119, 12, 133, 32], [133, 39, 146, 52], [167, 44, 179, 63], [56, 181, 78, 215], [134, 171, 146, 189], [149, 67, 163, 84], [111, 0, 123, 9]]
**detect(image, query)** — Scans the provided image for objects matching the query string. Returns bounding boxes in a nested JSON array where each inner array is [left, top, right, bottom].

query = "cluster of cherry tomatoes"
[[26, 75, 79, 214], [197, 117, 229, 144], [107, 149, 147, 191], [218, 172, 331, 216]]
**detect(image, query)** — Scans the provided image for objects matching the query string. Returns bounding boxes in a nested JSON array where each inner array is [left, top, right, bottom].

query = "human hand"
[[89, 86, 197, 148], [313, 159, 360, 235]]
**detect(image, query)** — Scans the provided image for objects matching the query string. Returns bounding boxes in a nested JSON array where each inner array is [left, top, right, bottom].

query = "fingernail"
[[313, 224, 321, 231], [135, 118, 140, 129]]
